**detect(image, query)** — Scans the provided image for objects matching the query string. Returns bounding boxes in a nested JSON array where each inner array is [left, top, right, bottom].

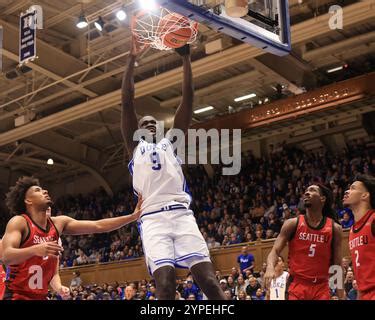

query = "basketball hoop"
[[131, 7, 198, 51]]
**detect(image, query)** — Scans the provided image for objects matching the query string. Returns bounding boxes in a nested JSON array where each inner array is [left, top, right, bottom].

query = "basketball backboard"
[[155, 0, 291, 56]]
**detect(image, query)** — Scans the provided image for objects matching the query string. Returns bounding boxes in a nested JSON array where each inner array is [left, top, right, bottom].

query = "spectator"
[[187, 294, 196, 300], [253, 288, 265, 301], [237, 246, 255, 276], [124, 285, 137, 300], [224, 289, 233, 300], [344, 270, 355, 295], [246, 277, 261, 299], [237, 290, 246, 300], [183, 280, 202, 300], [227, 276, 236, 297], [341, 256, 351, 277], [347, 280, 358, 300], [230, 267, 240, 280], [340, 211, 354, 229], [234, 275, 248, 297], [146, 285, 156, 299], [70, 271, 82, 289], [219, 279, 228, 292]]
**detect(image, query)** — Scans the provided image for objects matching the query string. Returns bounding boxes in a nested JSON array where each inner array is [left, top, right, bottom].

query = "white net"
[[132, 7, 198, 51]]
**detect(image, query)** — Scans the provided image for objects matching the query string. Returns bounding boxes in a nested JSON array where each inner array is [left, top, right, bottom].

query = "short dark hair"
[[355, 174, 375, 208], [5, 176, 40, 215], [317, 183, 339, 223]]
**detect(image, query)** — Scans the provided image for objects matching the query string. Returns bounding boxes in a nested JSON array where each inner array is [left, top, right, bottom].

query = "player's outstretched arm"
[[121, 36, 146, 156], [2, 216, 63, 265], [332, 223, 344, 299], [55, 196, 143, 235], [264, 218, 297, 289], [50, 259, 70, 299], [172, 44, 193, 135]]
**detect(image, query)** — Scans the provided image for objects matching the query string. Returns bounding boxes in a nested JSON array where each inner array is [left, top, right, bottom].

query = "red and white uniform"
[[0, 264, 6, 300], [287, 215, 333, 300], [349, 209, 375, 300], [3, 214, 59, 300]]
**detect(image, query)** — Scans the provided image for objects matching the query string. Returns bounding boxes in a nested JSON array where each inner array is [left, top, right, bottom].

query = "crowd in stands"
[[50, 138, 374, 268], [0, 137, 371, 301], [49, 254, 358, 300]]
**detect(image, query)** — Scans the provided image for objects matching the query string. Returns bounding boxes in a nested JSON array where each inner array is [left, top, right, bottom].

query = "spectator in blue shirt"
[[339, 208, 354, 229], [347, 280, 358, 300], [253, 288, 265, 300], [183, 280, 202, 300], [237, 246, 254, 276]]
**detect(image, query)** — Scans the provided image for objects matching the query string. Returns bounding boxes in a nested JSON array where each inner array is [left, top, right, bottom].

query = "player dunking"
[[1, 176, 142, 300], [121, 37, 226, 300], [265, 184, 343, 300], [343, 174, 375, 300]]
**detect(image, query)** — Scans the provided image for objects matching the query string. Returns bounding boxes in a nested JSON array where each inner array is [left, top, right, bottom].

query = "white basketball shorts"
[[137, 206, 211, 275]]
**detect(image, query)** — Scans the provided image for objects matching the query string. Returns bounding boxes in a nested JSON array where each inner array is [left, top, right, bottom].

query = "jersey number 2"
[[354, 250, 360, 267], [28, 265, 43, 290], [150, 152, 161, 170]]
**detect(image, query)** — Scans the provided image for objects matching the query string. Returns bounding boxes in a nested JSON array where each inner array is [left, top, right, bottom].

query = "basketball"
[[158, 13, 197, 49]]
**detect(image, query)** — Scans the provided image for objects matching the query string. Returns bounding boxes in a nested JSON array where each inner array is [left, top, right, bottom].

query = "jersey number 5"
[[28, 265, 43, 290], [308, 244, 316, 257], [150, 152, 161, 170]]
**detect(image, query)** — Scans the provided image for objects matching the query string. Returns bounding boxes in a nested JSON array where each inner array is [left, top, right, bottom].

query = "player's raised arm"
[[121, 35, 146, 156], [264, 218, 297, 289], [172, 44, 193, 135], [54, 195, 143, 235], [2, 216, 63, 265]]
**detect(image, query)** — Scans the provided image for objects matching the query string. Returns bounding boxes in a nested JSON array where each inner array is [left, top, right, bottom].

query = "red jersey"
[[4, 214, 59, 300], [349, 209, 375, 293], [288, 215, 333, 282], [0, 264, 6, 299]]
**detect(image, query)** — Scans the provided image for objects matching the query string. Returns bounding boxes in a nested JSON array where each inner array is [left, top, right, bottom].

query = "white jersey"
[[270, 271, 289, 300], [129, 137, 191, 215]]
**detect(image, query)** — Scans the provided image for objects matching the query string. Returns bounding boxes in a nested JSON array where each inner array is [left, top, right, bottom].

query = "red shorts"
[[288, 277, 330, 300], [360, 290, 375, 300]]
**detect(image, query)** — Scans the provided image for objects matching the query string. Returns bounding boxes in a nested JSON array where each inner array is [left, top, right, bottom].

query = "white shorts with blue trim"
[[137, 206, 211, 275]]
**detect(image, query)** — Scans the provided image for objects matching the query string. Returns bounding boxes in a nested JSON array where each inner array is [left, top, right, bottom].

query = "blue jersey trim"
[[140, 204, 188, 219]]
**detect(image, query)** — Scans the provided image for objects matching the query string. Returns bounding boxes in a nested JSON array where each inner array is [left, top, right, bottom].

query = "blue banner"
[[19, 11, 36, 64]]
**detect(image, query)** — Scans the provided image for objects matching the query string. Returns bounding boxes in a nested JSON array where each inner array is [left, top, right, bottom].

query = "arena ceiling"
[[0, 0, 374, 191]]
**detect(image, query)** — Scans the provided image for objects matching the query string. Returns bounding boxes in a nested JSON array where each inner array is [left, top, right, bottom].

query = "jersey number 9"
[[150, 152, 161, 170]]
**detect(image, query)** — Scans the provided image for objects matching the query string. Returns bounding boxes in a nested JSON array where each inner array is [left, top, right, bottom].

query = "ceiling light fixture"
[[194, 106, 214, 114], [94, 16, 105, 31], [116, 8, 127, 21], [76, 13, 88, 29], [234, 93, 256, 102]]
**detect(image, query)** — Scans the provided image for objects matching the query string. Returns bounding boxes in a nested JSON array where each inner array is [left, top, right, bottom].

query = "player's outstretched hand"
[[264, 265, 276, 289], [175, 44, 190, 56], [131, 194, 143, 221], [34, 241, 64, 258]]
